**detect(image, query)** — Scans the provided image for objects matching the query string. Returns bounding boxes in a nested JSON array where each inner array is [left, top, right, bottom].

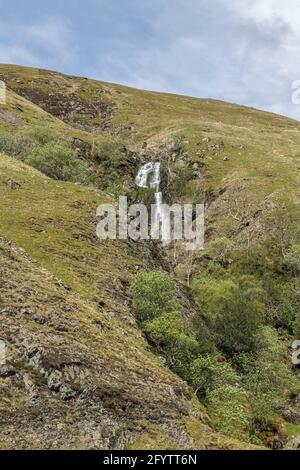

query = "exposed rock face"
[[0, 237, 250, 450], [0, 239, 191, 449], [0, 70, 115, 131]]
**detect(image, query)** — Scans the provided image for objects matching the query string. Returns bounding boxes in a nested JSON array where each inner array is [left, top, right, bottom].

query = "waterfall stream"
[[135, 162, 165, 238]]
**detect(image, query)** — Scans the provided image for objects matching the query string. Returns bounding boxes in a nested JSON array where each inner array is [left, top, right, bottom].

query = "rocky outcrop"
[[0, 237, 251, 450]]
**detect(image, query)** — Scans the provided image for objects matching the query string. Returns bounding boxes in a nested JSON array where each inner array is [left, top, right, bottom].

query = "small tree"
[[129, 271, 179, 321], [130, 271, 200, 379], [190, 355, 239, 398], [214, 290, 263, 357], [190, 356, 251, 439], [27, 142, 84, 181], [143, 311, 200, 376]]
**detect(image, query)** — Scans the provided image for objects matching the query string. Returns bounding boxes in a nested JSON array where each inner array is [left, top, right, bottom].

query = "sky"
[[1, 0, 300, 119]]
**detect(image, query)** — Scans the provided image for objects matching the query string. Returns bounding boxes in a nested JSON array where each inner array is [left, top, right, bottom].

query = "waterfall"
[[135, 162, 155, 188], [135, 161, 162, 194], [135, 162, 165, 240], [150, 162, 161, 192]]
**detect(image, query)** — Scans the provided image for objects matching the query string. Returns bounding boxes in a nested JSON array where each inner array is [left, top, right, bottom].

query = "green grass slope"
[[0, 152, 259, 450], [0, 64, 299, 449]]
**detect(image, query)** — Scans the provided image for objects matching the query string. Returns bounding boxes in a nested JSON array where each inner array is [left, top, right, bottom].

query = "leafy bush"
[[143, 311, 200, 376], [92, 138, 127, 168], [214, 289, 263, 357], [191, 314, 217, 355], [90, 138, 129, 195], [207, 385, 251, 440], [27, 142, 84, 181], [262, 273, 297, 329], [239, 327, 296, 421], [28, 115, 58, 145], [190, 356, 251, 439], [192, 276, 237, 321], [193, 274, 264, 357], [190, 355, 239, 398], [0, 117, 59, 161], [130, 271, 203, 378], [129, 271, 179, 321]]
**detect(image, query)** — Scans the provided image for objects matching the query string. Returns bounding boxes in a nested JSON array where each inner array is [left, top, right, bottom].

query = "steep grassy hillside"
[[0, 64, 300, 449], [0, 152, 256, 450]]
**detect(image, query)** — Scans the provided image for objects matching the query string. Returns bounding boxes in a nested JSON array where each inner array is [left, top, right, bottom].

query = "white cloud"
[[0, 44, 38, 65], [0, 18, 74, 68], [228, 0, 300, 28], [24, 20, 74, 64], [1, 1, 300, 120], [92, 0, 300, 120]]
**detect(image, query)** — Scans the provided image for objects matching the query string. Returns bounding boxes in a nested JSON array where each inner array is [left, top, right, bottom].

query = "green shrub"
[[192, 276, 237, 321], [143, 311, 200, 376], [207, 385, 251, 440], [214, 289, 263, 357], [191, 314, 217, 355], [240, 327, 296, 421], [262, 273, 296, 329], [92, 139, 126, 168], [190, 355, 239, 398], [129, 271, 179, 321], [27, 142, 84, 181], [89, 138, 129, 195], [193, 274, 264, 357], [130, 271, 203, 379], [28, 115, 57, 145]]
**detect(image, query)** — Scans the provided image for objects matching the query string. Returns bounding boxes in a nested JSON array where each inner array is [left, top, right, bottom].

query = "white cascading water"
[[135, 162, 165, 240], [135, 162, 155, 188]]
